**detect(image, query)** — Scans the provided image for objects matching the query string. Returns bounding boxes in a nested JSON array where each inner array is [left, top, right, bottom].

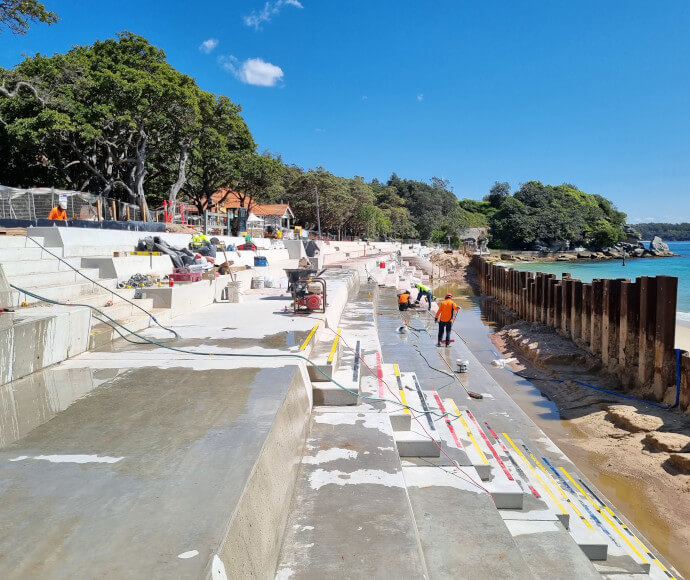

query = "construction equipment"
[[284, 268, 326, 314]]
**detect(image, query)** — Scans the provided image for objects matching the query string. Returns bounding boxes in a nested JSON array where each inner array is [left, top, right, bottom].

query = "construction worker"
[[48, 200, 68, 220], [434, 293, 460, 347], [398, 289, 411, 311], [414, 282, 433, 310]]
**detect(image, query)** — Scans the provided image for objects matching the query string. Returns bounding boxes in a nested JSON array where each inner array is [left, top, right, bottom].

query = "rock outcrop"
[[649, 235, 670, 252]]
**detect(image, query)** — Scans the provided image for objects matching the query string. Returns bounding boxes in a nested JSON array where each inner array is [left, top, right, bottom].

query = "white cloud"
[[417, 93, 424, 101], [220, 56, 284, 87], [199, 38, 219, 54], [244, 0, 303, 30]]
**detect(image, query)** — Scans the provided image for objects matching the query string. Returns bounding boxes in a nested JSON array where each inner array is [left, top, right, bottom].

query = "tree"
[[388, 174, 463, 240], [284, 168, 356, 238], [0, 33, 254, 220], [358, 204, 391, 238], [0, 0, 57, 34], [485, 181, 510, 208]]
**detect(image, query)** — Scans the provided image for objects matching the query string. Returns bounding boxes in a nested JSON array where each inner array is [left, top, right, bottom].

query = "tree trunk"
[[135, 129, 149, 221], [168, 141, 189, 217]]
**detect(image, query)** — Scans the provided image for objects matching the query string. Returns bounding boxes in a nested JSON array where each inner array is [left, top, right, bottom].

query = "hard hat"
[[59, 200, 67, 210], [244, 235, 251, 242], [445, 293, 453, 299]]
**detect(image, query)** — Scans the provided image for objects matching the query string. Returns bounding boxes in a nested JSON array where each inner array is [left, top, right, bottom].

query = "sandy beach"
[[677, 316, 690, 351]]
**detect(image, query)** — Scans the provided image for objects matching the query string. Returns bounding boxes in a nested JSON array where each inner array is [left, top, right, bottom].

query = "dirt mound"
[[429, 250, 470, 270], [605, 405, 665, 432]]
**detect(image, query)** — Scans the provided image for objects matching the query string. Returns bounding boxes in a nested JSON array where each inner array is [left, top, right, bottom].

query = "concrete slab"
[[402, 466, 534, 579], [276, 410, 427, 579], [504, 520, 601, 580], [0, 364, 311, 579]]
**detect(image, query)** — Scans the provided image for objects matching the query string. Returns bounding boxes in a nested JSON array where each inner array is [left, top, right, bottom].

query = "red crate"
[[169, 271, 202, 283]]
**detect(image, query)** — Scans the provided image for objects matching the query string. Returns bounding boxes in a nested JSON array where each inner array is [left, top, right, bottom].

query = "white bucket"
[[457, 359, 469, 373], [251, 276, 265, 289], [227, 281, 242, 303]]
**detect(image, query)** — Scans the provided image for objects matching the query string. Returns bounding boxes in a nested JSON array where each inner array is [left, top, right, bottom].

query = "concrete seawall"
[[472, 256, 690, 413]]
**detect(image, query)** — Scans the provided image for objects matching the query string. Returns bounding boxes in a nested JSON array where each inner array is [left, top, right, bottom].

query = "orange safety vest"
[[48, 207, 67, 220], [435, 299, 459, 322], [398, 292, 410, 304]]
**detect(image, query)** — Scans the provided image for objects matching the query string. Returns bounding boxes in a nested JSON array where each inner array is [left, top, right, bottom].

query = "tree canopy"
[[634, 223, 690, 241], [0, 0, 57, 35], [0, 33, 630, 241], [462, 181, 627, 249]]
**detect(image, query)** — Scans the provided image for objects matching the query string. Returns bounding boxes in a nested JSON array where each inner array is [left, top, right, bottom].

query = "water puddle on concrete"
[[432, 280, 687, 577]]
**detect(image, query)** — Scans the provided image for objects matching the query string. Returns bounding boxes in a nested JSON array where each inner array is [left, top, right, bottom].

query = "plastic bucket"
[[457, 359, 469, 373], [251, 276, 265, 289], [227, 281, 242, 303]]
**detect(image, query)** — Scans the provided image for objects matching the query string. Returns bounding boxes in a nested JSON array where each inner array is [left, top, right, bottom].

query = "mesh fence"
[[0, 186, 149, 222]]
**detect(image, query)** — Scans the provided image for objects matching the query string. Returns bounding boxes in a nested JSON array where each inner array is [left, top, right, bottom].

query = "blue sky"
[[1, 0, 689, 222]]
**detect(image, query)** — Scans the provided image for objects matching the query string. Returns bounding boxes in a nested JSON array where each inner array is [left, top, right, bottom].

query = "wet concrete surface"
[[0, 364, 300, 578]]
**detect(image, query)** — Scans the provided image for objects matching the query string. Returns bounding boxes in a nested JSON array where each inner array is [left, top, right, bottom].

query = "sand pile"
[[429, 251, 471, 270]]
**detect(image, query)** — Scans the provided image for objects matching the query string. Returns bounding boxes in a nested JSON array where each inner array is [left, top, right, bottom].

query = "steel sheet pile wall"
[[472, 256, 689, 412]]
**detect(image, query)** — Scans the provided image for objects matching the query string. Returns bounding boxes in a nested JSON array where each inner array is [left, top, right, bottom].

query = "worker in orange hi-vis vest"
[[434, 293, 460, 347], [48, 200, 68, 220]]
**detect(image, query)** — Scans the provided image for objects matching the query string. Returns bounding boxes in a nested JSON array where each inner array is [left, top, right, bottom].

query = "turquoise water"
[[509, 241, 690, 317]]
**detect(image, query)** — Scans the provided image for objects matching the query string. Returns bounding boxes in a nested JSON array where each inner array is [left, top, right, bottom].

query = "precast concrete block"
[[402, 466, 533, 580], [395, 429, 442, 457], [504, 520, 601, 580]]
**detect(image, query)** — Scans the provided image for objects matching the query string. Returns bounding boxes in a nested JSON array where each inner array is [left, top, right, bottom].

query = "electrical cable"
[[24, 235, 179, 340]]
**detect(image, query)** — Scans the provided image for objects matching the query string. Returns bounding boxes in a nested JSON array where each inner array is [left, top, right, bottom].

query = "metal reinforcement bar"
[[471, 256, 689, 412]]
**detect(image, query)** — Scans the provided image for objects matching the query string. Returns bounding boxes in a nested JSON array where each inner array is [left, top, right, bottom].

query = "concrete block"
[[82, 255, 174, 281], [276, 410, 427, 578], [395, 429, 441, 457], [0, 246, 62, 262], [485, 463, 525, 510], [403, 465, 533, 579], [504, 519, 601, 580], [10, 267, 101, 288], [0, 235, 45, 248], [0, 364, 312, 579]]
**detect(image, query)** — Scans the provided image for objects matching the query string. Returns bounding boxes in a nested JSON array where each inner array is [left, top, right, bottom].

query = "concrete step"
[[0, 235, 45, 249], [395, 429, 442, 457], [0, 362, 313, 579], [89, 306, 169, 350], [504, 520, 601, 580], [0, 246, 64, 262], [306, 330, 342, 382], [10, 277, 118, 306], [312, 365, 359, 406], [402, 465, 535, 580], [276, 409, 427, 578], [10, 267, 102, 288], [1, 256, 83, 276]]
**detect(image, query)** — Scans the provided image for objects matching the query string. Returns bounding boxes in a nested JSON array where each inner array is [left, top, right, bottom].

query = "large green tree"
[[0, 33, 254, 219]]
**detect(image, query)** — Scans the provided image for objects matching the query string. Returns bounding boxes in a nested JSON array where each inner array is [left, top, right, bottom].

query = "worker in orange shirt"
[[398, 289, 411, 311], [48, 200, 68, 220], [434, 293, 460, 347]]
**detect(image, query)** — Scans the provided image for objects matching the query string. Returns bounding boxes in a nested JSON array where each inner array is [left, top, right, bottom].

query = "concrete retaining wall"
[[472, 256, 689, 412], [0, 307, 91, 387]]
